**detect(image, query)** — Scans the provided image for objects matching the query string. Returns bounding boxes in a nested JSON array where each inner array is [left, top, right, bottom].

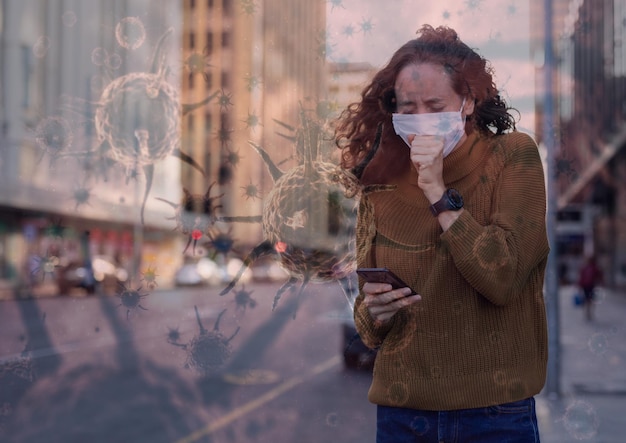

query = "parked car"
[[174, 257, 253, 287], [57, 255, 128, 295]]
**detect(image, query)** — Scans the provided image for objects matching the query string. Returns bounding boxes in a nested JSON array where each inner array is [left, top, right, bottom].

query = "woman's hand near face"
[[362, 282, 422, 325], [408, 134, 446, 202]]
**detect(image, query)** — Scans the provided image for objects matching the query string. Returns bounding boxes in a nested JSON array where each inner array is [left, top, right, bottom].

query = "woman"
[[335, 25, 549, 442]]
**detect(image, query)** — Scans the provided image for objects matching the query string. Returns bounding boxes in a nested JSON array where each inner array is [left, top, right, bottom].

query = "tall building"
[[0, 1, 190, 293], [181, 0, 328, 249]]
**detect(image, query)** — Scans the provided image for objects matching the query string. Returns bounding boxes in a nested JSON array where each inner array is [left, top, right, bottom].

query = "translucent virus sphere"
[[262, 161, 358, 283], [94, 71, 180, 168], [561, 400, 599, 440], [219, 112, 390, 314], [115, 17, 146, 51]]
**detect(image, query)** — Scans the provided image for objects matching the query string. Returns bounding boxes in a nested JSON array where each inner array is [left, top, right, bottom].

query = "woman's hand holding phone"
[[357, 268, 421, 324]]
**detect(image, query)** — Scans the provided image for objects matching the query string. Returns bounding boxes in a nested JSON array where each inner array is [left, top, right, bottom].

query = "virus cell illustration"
[[116, 282, 148, 320], [244, 111, 261, 131], [241, 181, 262, 200], [220, 107, 393, 315], [244, 74, 262, 92], [316, 29, 336, 60], [71, 182, 93, 210], [233, 285, 257, 311], [359, 18, 374, 35], [141, 265, 159, 290], [157, 182, 260, 255], [465, 0, 484, 12], [217, 89, 234, 111], [34, 115, 74, 160], [28, 250, 61, 283], [560, 400, 599, 440], [169, 306, 239, 376], [328, 0, 345, 11], [166, 326, 181, 343], [44, 217, 67, 240], [342, 24, 356, 38], [115, 16, 146, 51], [64, 27, 219, 224], [204, 228, 238, 261], [184, 47, 213, 84]]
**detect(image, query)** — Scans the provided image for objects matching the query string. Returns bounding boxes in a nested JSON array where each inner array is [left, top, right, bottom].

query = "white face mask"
[[391, 99, 466, 158]]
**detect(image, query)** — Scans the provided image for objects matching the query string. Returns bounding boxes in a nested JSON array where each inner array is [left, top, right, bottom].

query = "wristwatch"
[[429, 188, 464, 216]]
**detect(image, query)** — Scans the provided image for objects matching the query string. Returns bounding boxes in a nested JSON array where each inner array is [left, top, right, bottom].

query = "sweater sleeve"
[[441, 132, 550, 306], [352, 193, 394, 348]]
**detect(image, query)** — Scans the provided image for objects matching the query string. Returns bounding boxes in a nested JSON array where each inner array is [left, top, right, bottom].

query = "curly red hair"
[[334, 25, 517, 184]]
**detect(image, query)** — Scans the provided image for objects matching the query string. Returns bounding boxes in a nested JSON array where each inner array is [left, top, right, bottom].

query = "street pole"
[[543, 0, 560, 398]]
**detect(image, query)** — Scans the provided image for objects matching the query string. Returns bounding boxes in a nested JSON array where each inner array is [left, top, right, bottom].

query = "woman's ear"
[[464, 97, 475, 117]]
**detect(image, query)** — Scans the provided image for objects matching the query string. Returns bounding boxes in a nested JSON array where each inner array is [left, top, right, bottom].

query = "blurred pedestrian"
[[578, 254, 603, 321]]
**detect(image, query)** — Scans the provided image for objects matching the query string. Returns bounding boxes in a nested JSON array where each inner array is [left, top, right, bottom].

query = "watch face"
[[447, 189, 463, 208]]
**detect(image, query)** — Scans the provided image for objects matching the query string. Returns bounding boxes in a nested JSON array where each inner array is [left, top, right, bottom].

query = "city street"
[[0, 281, 376, 443], [2, 280, 626, 443]]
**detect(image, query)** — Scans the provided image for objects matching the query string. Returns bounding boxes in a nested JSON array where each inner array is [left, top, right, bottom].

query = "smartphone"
[[356, 267, 416, 295]]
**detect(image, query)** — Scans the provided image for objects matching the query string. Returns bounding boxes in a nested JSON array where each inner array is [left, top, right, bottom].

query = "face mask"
[[391, 99, 466, 158]]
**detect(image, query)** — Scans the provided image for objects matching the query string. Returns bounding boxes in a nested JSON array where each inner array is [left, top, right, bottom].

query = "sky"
[[325, 0, 537, 135]]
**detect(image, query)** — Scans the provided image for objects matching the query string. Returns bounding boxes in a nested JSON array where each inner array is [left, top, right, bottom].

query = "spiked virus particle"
[[158, 183, 260, 255], [241, 181, 261, 200], [233, 285, 257, 311], [141, 265, 159, 290], [205, 229, 238, 260], [34, 115, 74, 158], [115, 16, 146, 51], [157, 183, 223, 254], [170, 306, 239, 375], [328, 0, 345, 11], [220, 107, 393, 316], [44, 217, 67, 240], [224, 149, 241, 167], [71, 182, 93, 210], [244, 111, 261, 131], [359, 18, 374, 34], [28, 251, 61, 282], [166, 326, 181, 343], [342, 24, 356, 38], [64, 27, 219, 224], [116, 282, 148, 320], [217, 89, 234, 111], [184, 47, 213, 83], [244, 74, 262, 92]]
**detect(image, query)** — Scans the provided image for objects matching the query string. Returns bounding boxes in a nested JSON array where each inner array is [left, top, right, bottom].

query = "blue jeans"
[[376, 397, 540, 443]]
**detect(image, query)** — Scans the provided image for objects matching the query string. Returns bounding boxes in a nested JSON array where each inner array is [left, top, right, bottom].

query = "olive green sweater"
[[355, 131, 549, 411]]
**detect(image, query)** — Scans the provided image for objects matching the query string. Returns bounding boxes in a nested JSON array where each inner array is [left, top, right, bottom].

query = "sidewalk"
[[536, 285, 626, 443]]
